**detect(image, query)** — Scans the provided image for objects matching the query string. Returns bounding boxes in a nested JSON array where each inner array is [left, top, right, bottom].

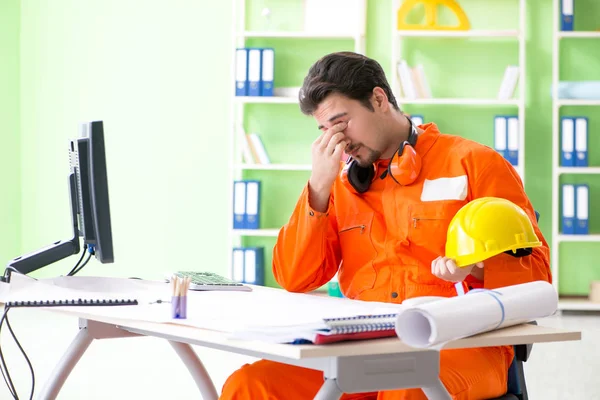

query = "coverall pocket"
[[337, 212, 377, 297], [408, 201, 465, 258]]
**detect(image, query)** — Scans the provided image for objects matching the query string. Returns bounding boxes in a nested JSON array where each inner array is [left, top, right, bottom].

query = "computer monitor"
[[5, 120, 114, 279]]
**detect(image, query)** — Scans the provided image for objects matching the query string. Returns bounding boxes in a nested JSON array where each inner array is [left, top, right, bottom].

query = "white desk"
[[1, 278, 582, 400]]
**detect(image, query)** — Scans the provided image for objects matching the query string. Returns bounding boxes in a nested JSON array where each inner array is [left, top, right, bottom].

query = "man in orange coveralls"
[[221, 52, 551, 400]]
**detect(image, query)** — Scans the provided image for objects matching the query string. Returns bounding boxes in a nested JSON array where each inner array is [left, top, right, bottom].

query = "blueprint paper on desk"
[[167, 286, 405, 342], [1, 275, 404, 340], [394, 281, 558, 349]]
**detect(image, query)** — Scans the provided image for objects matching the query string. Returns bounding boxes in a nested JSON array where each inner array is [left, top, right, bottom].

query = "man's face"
[[313, 93, 385, 167]]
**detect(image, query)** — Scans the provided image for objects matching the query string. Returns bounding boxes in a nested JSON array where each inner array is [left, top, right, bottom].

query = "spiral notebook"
[[6, 298, 138, 308], [230, 313, 399, 345]]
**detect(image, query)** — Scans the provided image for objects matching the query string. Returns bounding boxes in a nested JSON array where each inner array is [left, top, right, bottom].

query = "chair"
[[491, 210, 541, 400], [490, 321, 536, 399]]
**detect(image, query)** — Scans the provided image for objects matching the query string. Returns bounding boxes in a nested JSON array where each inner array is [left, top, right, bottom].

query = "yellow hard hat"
[[445, 197, 542, 267]]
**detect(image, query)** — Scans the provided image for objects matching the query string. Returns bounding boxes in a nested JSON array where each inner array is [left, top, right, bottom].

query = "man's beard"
[[355, 148, 382, 167]]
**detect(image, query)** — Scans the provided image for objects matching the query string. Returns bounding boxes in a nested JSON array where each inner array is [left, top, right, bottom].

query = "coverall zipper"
[[339, 225, 365, 234]]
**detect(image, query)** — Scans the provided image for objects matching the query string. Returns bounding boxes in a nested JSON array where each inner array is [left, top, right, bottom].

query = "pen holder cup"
[[171, 296, 187, 319]]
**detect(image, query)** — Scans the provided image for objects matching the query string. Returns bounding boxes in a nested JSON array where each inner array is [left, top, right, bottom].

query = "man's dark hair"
[[298, 52, 399, 115]]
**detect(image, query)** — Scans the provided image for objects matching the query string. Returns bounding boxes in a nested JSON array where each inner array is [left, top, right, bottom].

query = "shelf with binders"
[[551, 0, 600, 310], [391, 0, 526, 183], [556, 0, 600, 37], [555, 174, 600, 299]]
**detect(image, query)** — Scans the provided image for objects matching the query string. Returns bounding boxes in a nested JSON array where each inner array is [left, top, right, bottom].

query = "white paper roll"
[[395, 280, 558, 348]]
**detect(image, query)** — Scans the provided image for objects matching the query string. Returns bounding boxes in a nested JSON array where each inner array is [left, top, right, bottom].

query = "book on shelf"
[[396, 60, 432, 99], [238, 127, 270, 165], [497, 65, 519, 100]]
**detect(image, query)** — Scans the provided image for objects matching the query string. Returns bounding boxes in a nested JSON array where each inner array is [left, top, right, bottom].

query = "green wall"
[[18, 0, 233, 280], [9, 0, 600, 294], [0, 0, 21, 266]]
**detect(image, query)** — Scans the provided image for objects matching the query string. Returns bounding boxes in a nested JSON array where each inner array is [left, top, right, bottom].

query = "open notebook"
[[230, 312, 399, 345]]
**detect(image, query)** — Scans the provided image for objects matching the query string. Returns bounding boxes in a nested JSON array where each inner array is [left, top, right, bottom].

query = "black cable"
[[0, 307, 18, 399], [69, 251, 93, 277], [67, 245, 88, 276], [5, 312, 34, 400]]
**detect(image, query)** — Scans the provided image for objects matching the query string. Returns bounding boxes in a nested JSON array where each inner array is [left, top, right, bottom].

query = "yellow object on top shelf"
[[397, 0, 470, 31]]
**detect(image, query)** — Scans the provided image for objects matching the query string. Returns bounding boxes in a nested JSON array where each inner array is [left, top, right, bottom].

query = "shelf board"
[[397, 98, 520, 106], [559, 298, 600, 311], [232, 229, 280, 237], [243, 31, 361, 39], [557, 31, 600, 39], [235, 164, 311, 171], [235, 96, 297, 104], [557, 234, 600, 243], [557, 167, 600, 175], [557, 99, 600, 107], [396, 29, 520, 38]]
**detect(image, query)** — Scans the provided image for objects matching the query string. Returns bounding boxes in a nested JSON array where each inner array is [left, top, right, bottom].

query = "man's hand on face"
[[307, 121, 349, 212], [431, 256, 484, 283]]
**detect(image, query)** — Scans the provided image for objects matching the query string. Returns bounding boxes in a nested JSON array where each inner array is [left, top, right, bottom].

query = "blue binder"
[[506, 116, 519, 166], [575, 184, 589, 235], [561, 117, 575, 167], [235, 48, 248, 96], [575, 117, 588, 167], [232, 247, 245, 282], [494, 116, 508, 160], [247, 48, 262, 97], [233, 181, 247, 229], [260, 48, 274, 97], [245, 180, 261, 229], [560, 0, 574, 31], [244, 247, 265, 286], [562, 184, 575, 234]]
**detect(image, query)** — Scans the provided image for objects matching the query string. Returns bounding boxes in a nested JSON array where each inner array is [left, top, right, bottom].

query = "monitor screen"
[[5, 120, 114, 279]]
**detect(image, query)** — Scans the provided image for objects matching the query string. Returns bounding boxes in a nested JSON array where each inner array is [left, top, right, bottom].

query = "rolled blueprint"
[[395, 280, 558, 348]]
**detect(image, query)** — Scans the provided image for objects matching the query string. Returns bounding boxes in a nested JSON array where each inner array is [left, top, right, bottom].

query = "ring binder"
[[6, 298, 138, 308], [322, 313, 398, 335]]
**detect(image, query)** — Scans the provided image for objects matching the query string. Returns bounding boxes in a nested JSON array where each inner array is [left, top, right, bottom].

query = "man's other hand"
[[431, 256, 484, 283], [308, 121, 349, 212]]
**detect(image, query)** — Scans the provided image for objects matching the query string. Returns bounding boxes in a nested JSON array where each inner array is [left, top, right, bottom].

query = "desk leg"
[[37, 327, 93, 400], [169, 341, 218, 400], [422, 380, 454, 400], [314, 378, 343, 400]]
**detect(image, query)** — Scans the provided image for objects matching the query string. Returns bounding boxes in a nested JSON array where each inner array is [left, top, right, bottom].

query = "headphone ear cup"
[[388, 143, 421, 186], [340, 160, 375, 194]]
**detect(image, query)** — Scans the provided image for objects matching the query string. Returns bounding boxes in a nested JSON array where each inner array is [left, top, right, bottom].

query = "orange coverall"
[[221, 122, 552, 400]]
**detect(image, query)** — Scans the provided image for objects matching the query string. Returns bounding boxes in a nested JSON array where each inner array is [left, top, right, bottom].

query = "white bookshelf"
[[397, 98, 521, 106], [390, 0, 527, 186], [229, 0, 367, 282], [233, 229, 281, 237], [396, 30, 521, 38], [235, 96, 298, 104], [234, 164, 312, 171], [551, 0, 600, 311], [242, 31, 360, 39], [557, 31, 600, 39]]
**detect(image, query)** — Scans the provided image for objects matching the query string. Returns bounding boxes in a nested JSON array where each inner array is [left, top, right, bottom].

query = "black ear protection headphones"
[[340, 115, 422, 194]]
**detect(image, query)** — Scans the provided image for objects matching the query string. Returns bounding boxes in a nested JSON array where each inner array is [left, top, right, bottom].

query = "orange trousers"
[[220, 346, 513, 400]]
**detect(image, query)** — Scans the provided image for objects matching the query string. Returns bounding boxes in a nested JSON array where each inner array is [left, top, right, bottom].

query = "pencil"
[[171, 275, 177, 296]]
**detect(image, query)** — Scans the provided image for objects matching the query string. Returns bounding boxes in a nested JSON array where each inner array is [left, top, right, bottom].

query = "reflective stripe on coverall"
[[220, 122, 552, 400]]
